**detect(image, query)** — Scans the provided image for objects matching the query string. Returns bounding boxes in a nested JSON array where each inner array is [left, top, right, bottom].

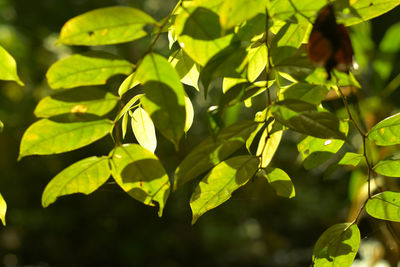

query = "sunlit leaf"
[[374, 155, 400, 177], [110, 144, 170, 217], [59, 6, 156, 45], [19, 116, 113, 159], [272, 100, 346, 140], [118, 72, 140, 96], [368, 113, 400, 146], [262, 168, 295, 198], [256, 121, 283, 168], [114, 94, 143, 123], [366, 191, 400, 222], [131, 107, 157, 153], [0, 120, 3, 133], [297, 121, 348, 169], [121, 112, 129, 139], [219, 0, 267, 30], [247, 42, 267, 82], [0, 193, 6, 226], [174, 120, 259, 190], [273, 22, 309, 49], [280, 82, 330, 105], [47, 51, 134, 89], [42, 156, 110, 207], [169, 49, 200, 91], [190, 155, 260, 224], [34, 87, 119, 118], [0, 45, 23, 86], [338, 152, 363, 167], [174, 5, 233, 66], [136, 53, 186, 148], [312, 223, 360, 267], [184, 95, 194, 133]]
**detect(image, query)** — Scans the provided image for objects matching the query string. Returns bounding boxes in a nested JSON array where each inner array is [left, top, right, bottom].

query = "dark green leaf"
[[280, 82, 330, 105]]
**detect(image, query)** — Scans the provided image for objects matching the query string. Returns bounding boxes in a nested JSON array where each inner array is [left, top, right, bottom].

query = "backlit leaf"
[[110, 144, 170, 217], [34, 87, 119, 118], [0, 193, 6, 226], [0, 45, 23, 85], [338, 152, 363, 167], [256, 121, 283, 168], [262, 168, 295, 198], [312, 223, 360, 267], [118, 72, 140, 96], [280, 83, 330, 105], [19, 116, 113, 159], [174, 120, 259, 190], [219, 0, 267, 30], [42, 156, 110, 207], [247, 42, 267, 82], [136, 53, 186, 148], [114, 94, 143, 123], [190, 155, 260, 224], [366, 191, 400, 222], [59, 6, 156, 45], [169, 49, 200, 91], [184, 96, 194, 133], [368, 113, 400, 146], [131, 107, 157, 153], [47, 51, 134, 89], [374, 155, 400, 177]]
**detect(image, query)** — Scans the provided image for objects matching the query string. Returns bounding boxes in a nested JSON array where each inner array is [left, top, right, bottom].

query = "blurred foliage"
[[0, 0, 399, 266]]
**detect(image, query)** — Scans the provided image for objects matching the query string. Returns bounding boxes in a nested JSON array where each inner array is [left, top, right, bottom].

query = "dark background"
[[0, 0, 399, 266]]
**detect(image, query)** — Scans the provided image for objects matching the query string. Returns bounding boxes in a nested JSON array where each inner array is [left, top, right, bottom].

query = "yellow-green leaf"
[[46, 51, 134, 89], [131, 107, 157, 153], [219, 0, 267, 30], [118, 72, 140, 96], [110, 144, 170, 217], [190, 155, 260, 224], [184, 95, 194, 133], [0, 193, 6, 226], [256, 121, 283, 168], [366, 191, 400, 222], [59, 6, 156, 45], [312, 223, 360, 267], [338, 152, 363, 167], [42, 156, 110, 207], [263, 168, 295, 198], [169, 49, 200, 91], [0, 45, 23, 86], [368, 113, 400, 146], [19, 117, 113, 159]]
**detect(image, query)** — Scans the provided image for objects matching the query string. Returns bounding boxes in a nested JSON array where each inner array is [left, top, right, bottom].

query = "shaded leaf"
[[271, 100, 345, 140], [368, 113, 400, 146], [47, 51, 134, 89], [280, 82, 330, 105], [110, 144, 170, 217], [219, 0, 267, 30], [338, 152, 363, 167], [174, 120, 259, 190], [263, 168, 295, 198], [42, 156, 110, 207], [0, 193, 6, 226], [190, 155, 260, 224], [136, 53, 186, 148], [59, 6, 156, 45], [312, 223, 360, 267], [19, 116, 113, 159], [366, 191, 400, 222], [131, 107, 157, 153], [34, 87, 119, 118], [169, 49, 200, 91]]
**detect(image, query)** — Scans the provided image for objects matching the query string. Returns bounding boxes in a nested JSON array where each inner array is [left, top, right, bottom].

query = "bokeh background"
[[0, 0, 400, 266]]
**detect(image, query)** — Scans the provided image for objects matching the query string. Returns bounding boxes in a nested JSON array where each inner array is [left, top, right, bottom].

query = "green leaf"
[[58, 6, 156, 45], [121, 112, 129, 139], [169, 49, 200, 91], [273, 22, 309, 49], [312, 223, 360, 267], [184, 95, 194, 133], [0, 193, 6, 226], [297, 121, 348, 169], [19, 116, 113, 159], [219, 0, 267, 30], [247, 42, 267, 83], [136, 53, 186, 148], [0, 45, 23, 85], [42, 156, 110, 207], [368, 113, 400, 146], [34, 87, 119, 118], [110, 144, 170, 217], [262, 168, 295, 198], [272, 100, 346, 140], [174, 5, 234, 66], [46, 51, 134, 89], [114, 94, 143, 123], [338, 152, 363, 167], [174, 120, 259, 190], [246, 121, 264, 152], [366, 191, 400, 222], [190, 155, 260, 224], [374, 155, 400, 177], [200, 44, 247, 94], [256, 121, 283, 168], [131, 107, 157, 153], [280, 82, 330, 105], [118, 72, 140, 96], [0, 120, 3, 133], [379, 22, 400, 53]]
